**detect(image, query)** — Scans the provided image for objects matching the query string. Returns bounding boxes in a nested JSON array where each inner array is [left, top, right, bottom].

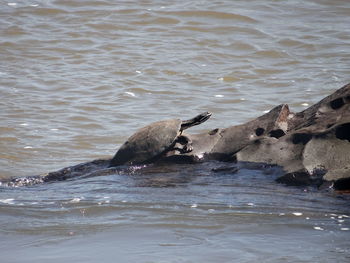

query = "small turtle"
[[109, 112, 212, 166]]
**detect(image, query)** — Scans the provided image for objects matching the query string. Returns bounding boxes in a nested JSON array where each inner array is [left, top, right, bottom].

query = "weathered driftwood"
[[237, 83, 350, 189], [164, 83, 350, 190], [4, 83, 349, 190]]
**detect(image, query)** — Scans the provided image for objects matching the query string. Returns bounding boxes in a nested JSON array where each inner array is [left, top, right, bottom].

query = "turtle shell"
[[110, 119, 182, 166]]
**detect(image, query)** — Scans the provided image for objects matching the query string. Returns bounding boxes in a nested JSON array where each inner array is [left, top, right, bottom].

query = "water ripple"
[[1, 1, 350, 260]]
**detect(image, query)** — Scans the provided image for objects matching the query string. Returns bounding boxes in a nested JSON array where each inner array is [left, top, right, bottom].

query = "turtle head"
[[180, 112, 212, 131]]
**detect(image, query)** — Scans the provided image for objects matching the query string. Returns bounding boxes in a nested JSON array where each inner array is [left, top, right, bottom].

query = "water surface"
[[1, 0, 350, 262]]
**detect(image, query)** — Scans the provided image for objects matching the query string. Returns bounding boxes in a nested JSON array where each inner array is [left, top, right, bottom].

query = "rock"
[[236, 83, 350, 189], [210, 103, 290, 157], [165, 103, 291, 162], [165, 83, 350, 190], [235, 134, 305, 174]]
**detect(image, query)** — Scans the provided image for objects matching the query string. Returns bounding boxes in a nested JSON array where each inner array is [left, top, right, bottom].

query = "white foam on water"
[[313, 226, 324, 231], [24, 146, 33, 149], [191, 204, 198, 208], [215, 94, 224, 98], [301, 103, 309, 106], [69, 198, 81, 203], [8, 3, 17, 6], [125, 91, 136, 97], [340, 228, 349, 231], [20, 123, 28, 126], [0, 199, 15, 204], [292, 212, 303, 216]]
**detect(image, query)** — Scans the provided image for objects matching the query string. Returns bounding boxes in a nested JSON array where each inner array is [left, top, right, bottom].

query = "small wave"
[[253, 50, 291, 59], [0, 198, 15, 204], [55, 0, 114, 8], [131, 16, 180, 26], [166, 10, 258, 23], [27, 7, 69, 16]]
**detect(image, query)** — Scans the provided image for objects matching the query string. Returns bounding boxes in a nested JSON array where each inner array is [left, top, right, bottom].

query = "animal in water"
[[109, 112, 212, 166]]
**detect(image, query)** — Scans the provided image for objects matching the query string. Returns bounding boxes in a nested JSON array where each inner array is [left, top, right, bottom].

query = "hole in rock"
[[176, 135, 190, 144], [335, 123, 350, 142], [254, 139, 261, 145], [208, 128, 219, 135], [255, 127, 265, 136], [292, 133, 312, 145], [330, 97, 344, 110], [269, 129, 286, 139]]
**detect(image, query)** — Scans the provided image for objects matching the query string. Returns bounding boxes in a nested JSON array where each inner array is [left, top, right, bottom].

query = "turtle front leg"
[[173, 135, 193, 153]]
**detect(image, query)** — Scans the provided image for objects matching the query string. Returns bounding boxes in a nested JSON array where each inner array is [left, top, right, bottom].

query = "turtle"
[[109, 112, 212, 166]]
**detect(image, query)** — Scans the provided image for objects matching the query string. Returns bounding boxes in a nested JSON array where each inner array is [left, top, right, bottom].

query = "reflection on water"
[[1, 0, 350, 262]]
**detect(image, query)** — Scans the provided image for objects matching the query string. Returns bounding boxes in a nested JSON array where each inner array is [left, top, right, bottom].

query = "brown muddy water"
[[1, 0, 350, 262]]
